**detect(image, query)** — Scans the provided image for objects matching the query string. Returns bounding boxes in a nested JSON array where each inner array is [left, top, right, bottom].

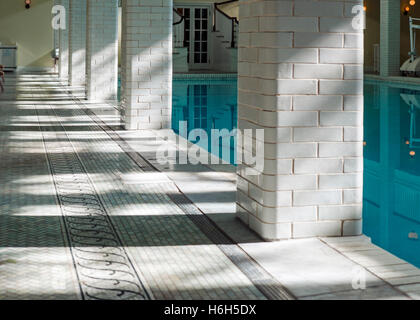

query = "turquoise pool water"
[[172, 78, 237, 164], [364, 80, 420, 268], [120, 77, 237, 164], [172, 77, 420, 268]]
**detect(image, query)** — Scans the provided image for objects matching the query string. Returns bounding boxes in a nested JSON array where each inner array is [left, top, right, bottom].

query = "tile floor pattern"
[[0, 73, 289, 300], [2, 73, 420, 300]]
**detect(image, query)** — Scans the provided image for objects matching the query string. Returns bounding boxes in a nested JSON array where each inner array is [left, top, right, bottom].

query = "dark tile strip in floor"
[[67, 90, 295, 301], [35, 103, 151, 300]]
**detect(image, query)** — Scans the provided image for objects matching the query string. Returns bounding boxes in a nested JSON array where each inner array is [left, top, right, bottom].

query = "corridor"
[[2, 73, 420, 300], [0, 73, 291, 300]]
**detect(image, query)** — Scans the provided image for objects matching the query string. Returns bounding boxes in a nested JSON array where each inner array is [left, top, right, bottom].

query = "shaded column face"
[[120, 0, 173, 130], [86, 0, 118, 102], [68, 0, 86, 86], [236, 0, 364, 240], [380, 0, 400, 77], [59, 0, 69, 80]]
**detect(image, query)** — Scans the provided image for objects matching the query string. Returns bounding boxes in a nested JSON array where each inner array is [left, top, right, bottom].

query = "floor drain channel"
[[37, 107, 150, 301]]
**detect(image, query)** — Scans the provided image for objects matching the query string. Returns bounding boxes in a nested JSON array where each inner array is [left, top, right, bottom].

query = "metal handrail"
[[213, 0, 239, 48], [173, 9, 188, 48], [173, 8, 185, 26]]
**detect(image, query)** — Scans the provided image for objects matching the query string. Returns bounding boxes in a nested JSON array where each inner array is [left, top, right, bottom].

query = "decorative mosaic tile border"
[[173, 73, 237, 81], [36, 104, 151, 301], [364, 75, 420, 91], [66, 87, 295, 301]]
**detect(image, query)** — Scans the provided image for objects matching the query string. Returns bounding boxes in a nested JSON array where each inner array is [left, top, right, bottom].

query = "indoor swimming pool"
[[172, 77, 420, 268], [364, 80, 420, 268], [172, 76, 237, 164]]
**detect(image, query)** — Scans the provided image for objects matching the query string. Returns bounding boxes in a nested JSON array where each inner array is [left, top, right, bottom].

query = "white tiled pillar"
[[86, 0, 118, 102], [380, 0, 400, 77], [53, 0, 60, 73], [68, 0, 86, 86], [236, 0, 364, 240], [120, 0, 173, 130], [58, 0, 69, 82]]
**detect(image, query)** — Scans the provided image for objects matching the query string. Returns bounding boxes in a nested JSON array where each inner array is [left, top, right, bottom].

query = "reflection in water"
[[172, 79, 237, 164], [364, 82, 420, 268], [172, 78, 420, 268]]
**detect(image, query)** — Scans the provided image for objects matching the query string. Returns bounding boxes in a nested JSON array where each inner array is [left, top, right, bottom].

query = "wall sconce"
[[404, 0, 416, 15], [25, 0, 32, 9]]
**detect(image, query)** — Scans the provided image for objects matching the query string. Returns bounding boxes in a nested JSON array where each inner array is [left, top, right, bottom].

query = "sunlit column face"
[[86, 0, 118, 102], [120, 0, 173, 130], [379, 0, 401, 76], [58, 0, 70, 80], [68, 0, 86, 86], [236, 0, 364, 240]]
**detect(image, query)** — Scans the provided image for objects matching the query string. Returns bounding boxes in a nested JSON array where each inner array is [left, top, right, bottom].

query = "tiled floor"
[[0, 72, 419, 300], [0, 73, 289, 300]]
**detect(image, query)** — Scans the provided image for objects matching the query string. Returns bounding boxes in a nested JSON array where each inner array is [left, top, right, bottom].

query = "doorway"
[[175, 4, 211, 70]]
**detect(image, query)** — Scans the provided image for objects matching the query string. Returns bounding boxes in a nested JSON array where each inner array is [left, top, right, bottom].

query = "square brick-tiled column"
[[53, 0, 60, 71], [86, 0, 118, 102], [236, 0, 364, 240], [380, 0, 400, 77], [68, 0, 86, 86], [120, 0, 173, 130], [59, 0, 70, 81]]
